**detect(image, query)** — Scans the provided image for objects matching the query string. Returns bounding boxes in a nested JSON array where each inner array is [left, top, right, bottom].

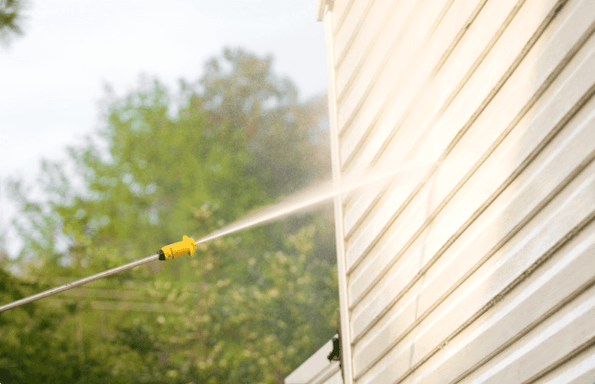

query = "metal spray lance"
[[0, 160, 434, 313], [0, 235, 198, 313]]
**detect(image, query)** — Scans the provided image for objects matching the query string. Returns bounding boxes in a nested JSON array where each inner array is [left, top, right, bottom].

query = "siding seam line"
[[340, 0, 482, 172], [356, 148, 595, 382], [335, 0, 405, 111], [334, 0, 378, 71], [342, 0, 528, 243], [523, 334, 595, 383], [334, 0, 357, 37], [337, 0, 430, 140], [446, 216, 595, 384], [351, 61, 595, 348], [345, 0, 569, 281], [340, 0, 489, 239]]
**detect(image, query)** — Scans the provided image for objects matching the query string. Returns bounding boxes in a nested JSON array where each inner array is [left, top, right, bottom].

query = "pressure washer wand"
[[0, 236, 197, 313], [0, 161, 436, 314]]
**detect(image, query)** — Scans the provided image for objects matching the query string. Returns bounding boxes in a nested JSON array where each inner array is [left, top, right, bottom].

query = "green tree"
[[5, 49, 337, 384], [0, 268, 117, 383], [194, 48, 331, 197], [0, 0, 26, 45]]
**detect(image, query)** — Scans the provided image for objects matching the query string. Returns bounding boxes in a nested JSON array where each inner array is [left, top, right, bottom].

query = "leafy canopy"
[[0, 0, 26, 46], [3, 48, 337, 384]]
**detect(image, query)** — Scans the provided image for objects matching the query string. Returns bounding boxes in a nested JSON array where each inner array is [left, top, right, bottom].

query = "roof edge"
[[315, 0, 331, 22]]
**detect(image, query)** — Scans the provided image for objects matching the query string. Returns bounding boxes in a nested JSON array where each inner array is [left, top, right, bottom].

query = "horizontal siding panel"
[[459, 271, 595, 384], [331, 0, 355, 36], [333, 0, 374, 70], [341, 165, 427, 242], [354, 154, 595, 382], [345, 0, 593, 291], [407, 220, 595, 384], [335, 0, 439, 135], [334, 0, 401, 102], [349, 26, 595, 338], [306, 0, 595, 381], [532, 344, 595, 384], [338, 0, 482, 168], [344, 170, 431, 270], [351, 91, 595, 346], [340, 0, 542, 240], [339, 0, 517, 208], [350, 90, 595, 370], [344, 2, 514, 238]]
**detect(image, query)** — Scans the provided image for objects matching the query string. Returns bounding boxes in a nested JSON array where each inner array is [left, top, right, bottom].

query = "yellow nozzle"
[[158, 235, 197, 261]]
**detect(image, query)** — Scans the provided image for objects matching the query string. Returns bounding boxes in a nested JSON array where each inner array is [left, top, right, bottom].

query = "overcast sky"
[[0, 0, 328, 257]]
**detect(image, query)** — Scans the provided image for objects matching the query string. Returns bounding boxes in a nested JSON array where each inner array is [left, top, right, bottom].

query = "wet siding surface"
[[325, 0, 595, 383]]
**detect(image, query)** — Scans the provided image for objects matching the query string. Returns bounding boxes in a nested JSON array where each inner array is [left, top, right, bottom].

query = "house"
[[287, 0, 595, 382]]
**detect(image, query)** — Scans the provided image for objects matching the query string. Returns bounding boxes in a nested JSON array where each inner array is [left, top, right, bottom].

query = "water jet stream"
[[0, 160, 434, 312], [196, 161, 433, 245]]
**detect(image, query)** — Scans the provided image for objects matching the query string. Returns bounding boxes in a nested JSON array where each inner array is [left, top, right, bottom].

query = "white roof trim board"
[[285, 337, 340, 384]]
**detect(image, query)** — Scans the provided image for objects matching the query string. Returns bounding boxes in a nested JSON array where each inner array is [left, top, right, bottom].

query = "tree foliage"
[[0, 0, 26, 45], [195, 48, 331, 197], [2, 49, 337, 384]]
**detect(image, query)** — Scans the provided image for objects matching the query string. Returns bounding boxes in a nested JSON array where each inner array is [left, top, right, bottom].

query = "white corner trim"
[[324, 5, 354, 384]]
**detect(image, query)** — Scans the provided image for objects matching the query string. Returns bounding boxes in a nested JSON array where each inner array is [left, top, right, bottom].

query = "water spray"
[[0, 161, 434, 313]]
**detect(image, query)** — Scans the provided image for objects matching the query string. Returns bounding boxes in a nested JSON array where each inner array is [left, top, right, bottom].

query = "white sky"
[[0, 0, 328, 257]]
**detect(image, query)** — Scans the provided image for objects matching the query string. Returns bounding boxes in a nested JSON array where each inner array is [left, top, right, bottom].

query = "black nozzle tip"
[[158, 250, 166, 261]]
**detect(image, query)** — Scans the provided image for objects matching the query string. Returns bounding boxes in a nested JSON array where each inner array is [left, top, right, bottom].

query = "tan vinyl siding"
[[342, 0, 576, 263], [337, 0, 446, 138], [331, 0, 356, 36], [531, 343, 595, 384], [338, 0, 458, 167], [333, 0, 375, 71], [318, 0, 595, 383]]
